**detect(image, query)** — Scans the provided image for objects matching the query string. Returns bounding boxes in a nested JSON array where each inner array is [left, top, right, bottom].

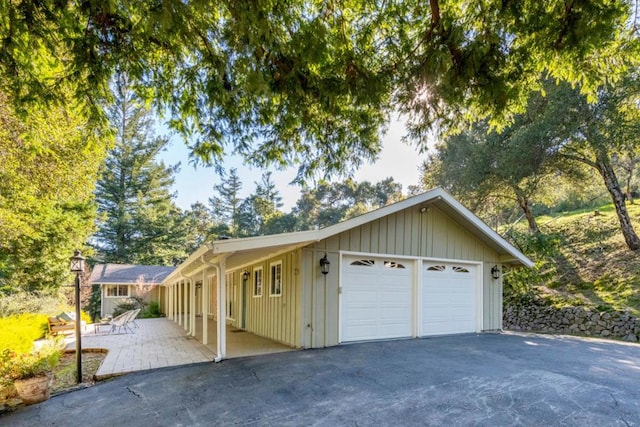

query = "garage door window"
[[383, 261, 405, 269], [350, 259, 375, 267], [426, 265, 445, 272], [270, 261, 282, 296], [452, 266, 470, 273]]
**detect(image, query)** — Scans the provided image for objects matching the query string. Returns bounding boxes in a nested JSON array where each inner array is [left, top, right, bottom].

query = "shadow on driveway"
[[2, 333, 639, 426]]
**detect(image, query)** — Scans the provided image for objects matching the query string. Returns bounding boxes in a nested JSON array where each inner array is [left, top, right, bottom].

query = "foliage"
[[505, 202, 640, 314], [112, 296, 149, 318], [141, 301, 162, 319], [503, 230, 563, 305], [0, 91, 107, 292], [93, 76, 189, 265], [209, 168, 244, 237], [0, 1, 634, 180], [0, 314, 49, 354], [292, 178, 404, 230], [85, 285, 102, 323], [0, 292, 68, 318], [0, 340, 63, 386]]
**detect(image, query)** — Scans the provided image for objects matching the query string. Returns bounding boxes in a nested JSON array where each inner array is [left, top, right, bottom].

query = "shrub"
[[141, 301, 162, 318], [0, 339, 63, 386], [0, 291, 67, 317], [112, 296, 147, 317], [0, 314, 49, 354]]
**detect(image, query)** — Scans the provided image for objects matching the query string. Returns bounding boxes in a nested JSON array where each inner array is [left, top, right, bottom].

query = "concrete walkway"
[[78, 318, 215, 379]]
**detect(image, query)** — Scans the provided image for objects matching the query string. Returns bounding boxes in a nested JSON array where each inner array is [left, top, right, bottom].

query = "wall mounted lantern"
[[491, 265, 501, 280], [69, 249, 85, 384], [242, 270, 250, 281], [319, 254, 330, 275]]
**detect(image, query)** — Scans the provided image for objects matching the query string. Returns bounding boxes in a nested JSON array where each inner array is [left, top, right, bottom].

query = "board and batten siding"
[[301, 205, 503, 348], [237, 249, 303, 348]]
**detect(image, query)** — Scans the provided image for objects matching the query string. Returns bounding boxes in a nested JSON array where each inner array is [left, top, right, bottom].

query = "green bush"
[[141, 301, 162, 318], [0, 314, 49, 354]]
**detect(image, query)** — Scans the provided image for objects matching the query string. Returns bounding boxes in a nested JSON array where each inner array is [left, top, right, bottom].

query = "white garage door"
[[422, 262, 478, 336], [341, 256, 413, 342]]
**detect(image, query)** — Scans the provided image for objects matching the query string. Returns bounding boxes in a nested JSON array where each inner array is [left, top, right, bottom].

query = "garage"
[[340, 255, 414, 342], [422, 262, 479, 336]]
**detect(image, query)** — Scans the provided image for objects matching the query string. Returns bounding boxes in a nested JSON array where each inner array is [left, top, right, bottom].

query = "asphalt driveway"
[[2, 333, 639, 426]]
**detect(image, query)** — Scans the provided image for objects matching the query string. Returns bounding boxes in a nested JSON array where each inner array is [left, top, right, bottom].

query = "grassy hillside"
[[504, 202, 640, 315]]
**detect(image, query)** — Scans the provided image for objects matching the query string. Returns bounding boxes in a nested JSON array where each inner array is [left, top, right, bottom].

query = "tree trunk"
[[596, 151, 640, 250], [513, 186, 540, 234]]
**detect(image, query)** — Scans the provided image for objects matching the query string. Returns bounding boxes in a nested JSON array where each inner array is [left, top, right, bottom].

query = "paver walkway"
[[77, 318, 215, 378]]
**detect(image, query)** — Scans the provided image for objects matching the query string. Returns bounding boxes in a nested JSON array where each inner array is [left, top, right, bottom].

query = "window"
[[452, 266, 470, 273], [270, 261, 282, 296], [105, 285, 129, 297], [253, 267, 263, 297], [426, 265, 445, 272], [350, 259, 375, 267], [384, 261, 406, 269]]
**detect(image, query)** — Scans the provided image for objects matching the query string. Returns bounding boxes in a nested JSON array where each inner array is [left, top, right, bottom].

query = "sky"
[[158, 119, 431, 211]]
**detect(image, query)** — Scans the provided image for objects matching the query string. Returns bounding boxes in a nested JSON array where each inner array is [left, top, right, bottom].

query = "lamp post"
[[70, 249, 85, 384]]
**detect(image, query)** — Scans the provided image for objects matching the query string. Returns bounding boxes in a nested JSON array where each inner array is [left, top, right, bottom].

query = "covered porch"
[[160, 242, 306, 360]]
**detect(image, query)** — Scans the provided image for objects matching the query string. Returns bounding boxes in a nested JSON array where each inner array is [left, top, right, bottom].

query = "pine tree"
[[94, 75, 186, 265], [209, 168, 243, 237]]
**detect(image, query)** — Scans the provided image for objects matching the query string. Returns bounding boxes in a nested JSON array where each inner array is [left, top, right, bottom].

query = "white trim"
[[252, 266, 263, 297], [269, 261, 283, 297], [104, 284, 130, 298]]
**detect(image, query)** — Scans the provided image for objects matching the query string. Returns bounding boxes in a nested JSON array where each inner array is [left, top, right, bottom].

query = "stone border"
[[504, 303, 639, 342]]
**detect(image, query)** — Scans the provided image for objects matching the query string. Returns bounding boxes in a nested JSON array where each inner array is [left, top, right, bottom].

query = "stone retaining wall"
[[503, 303, 640, 342]]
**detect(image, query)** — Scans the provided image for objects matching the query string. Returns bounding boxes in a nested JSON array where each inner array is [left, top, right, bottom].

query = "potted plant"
[[0, 342, 62, 404]]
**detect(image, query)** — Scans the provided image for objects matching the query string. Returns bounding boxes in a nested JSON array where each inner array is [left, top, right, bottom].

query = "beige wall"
[[237, 250, 303, 348], [101, 284, 160, 317], [302, 205, 503, 348]]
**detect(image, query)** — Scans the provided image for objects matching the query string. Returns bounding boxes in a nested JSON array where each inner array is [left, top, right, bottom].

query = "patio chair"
[[109, 310, 136, 334], [128, 308, 141, 328]]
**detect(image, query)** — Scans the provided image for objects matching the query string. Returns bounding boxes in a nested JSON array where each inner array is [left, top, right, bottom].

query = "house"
[[159, 188, 533, 361], [89, 263, 175, 317]]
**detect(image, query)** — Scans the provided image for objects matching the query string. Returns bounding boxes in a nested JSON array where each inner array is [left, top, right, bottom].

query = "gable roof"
[[89, 263, 175, 285], [163, 187, 533, 283]]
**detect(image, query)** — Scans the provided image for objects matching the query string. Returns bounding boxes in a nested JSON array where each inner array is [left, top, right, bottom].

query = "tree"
[[553, 78, 640, 250], [0, 91, 106, 292], [209, 168, 243, 237], [422, 84, 579, 234], [93, 75, 186, 265], [0, 1, 634, 180], [233, 172, 286, 237], [292, 178, 405, 230]]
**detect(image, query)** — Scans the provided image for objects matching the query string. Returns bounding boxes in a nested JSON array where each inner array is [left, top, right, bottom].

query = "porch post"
[[169, 284, 173, 321], [202, 269, 209, 345], [170, 284, 174, 320], [183, 280, 189, 331], [190, 277, 196, 336], [217, 258, 227, 359], [178, 280, 183, 326]]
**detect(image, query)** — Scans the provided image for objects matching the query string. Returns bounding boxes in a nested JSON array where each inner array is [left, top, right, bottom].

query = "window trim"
[[105, 284, 129, 298], [253, 266, 263, 297], [269, 261, 283, 297]]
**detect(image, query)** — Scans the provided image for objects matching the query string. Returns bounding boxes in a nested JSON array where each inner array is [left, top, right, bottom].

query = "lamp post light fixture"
[[69, 249, 85, 384], [319, 254, 330, 275], [491, 265, 501, 280]]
